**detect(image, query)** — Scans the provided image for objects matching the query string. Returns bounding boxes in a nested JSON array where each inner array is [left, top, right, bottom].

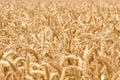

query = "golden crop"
[[0, 0, 120, 80]]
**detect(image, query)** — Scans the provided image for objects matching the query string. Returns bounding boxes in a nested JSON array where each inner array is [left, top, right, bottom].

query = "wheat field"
[[0, 0, 120, 80]]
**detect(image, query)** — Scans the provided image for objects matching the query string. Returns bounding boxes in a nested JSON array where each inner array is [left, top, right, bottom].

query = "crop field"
[[0, 0, 120, 80]]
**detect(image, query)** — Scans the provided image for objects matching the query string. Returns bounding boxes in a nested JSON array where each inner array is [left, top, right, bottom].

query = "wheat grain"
[[0, 0, 120, 80]]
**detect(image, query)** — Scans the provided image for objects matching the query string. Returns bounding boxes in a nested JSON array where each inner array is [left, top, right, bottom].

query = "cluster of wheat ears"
[[0, 0, 120, 80]]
